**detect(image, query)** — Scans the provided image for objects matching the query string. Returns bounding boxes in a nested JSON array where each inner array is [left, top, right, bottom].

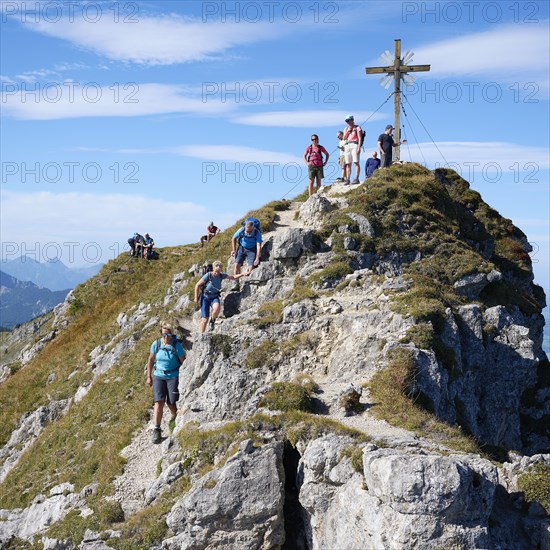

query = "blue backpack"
[[242, 217, 261, 231]]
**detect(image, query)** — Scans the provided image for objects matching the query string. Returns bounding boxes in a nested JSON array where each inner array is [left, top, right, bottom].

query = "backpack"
[[153, 335, 184, 366], [307, 145, 325, 164], [242, 217, 261, 232], [200, 271, 222, 298], [201, 263, 213, 276]]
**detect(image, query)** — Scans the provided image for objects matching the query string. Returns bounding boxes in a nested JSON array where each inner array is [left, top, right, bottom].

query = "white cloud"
[[0, 190, 237, 266], [232, 110, 387, 127], [1, 82, 236, 119], [174, 145, 303, 165], [414, 24, 550, 88], [401, 141, 550, 171], [20, 13, 281, 65]]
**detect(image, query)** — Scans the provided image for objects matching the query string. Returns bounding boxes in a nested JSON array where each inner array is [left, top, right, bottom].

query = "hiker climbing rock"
[[146, 321, 186, 444], [231, 218, 263, 276], [194, 261, 247, 333], [200, 222, 221, 247]]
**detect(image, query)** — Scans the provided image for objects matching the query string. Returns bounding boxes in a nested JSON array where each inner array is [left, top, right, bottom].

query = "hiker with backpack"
[[128, 232, 144, 257], [146, 321, 186, 444], [303, 134, 329, 196], [194, 261, 248, 332], [231, 218, 263, 276], [142, 233, 155, 259], [343, 115, 364, 184]]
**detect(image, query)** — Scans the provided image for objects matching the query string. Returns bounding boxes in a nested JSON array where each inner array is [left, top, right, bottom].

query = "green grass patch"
[[367, 348, 479, 454], [518, 463, 550, 514], [341, 445, 364, 473], [252, 300, 284, 328], [259, 381, 314, 413], [309, 261, 353, 288], [210, 333, 232, 358], [245, 339, 279, 369]]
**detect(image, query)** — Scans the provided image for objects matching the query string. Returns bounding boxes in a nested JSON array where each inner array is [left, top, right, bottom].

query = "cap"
[[385, 124, 394, 130], [145, 233, 150, 237], [345, 115, 354, 121]]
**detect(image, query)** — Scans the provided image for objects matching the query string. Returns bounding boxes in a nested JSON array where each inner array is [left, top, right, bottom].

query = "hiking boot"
[[335, 177, 344, 182], [152, 427, 162, 444], [208, 318, 216, 331], [351, 178, 360, 184], [343, 179, 350, 185]]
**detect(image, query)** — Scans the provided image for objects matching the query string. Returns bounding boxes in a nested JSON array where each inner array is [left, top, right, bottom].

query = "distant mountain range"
[[0, 256, 102, 291], [0, 271, 69, 329]]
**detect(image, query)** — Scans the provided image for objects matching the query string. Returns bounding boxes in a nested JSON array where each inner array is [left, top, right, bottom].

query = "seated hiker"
[[146, 321, 186, 444], [142, 233, 155, 259], [128, 232, 144, 257], [194, 261, 247, 332], [231, 220, 263, 276], [365, 151, 381, 178], [200, 222, 221, 247]]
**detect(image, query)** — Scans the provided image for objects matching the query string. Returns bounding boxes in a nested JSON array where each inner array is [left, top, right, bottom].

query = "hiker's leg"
[[153, 400, 165, 425], [211, 300, 221, 320], [315, 173, 322, 192], [167, 403, 177, 418], [199, 296, 210, 332], [165, 378, 179, 418], [308, 178, 314, 196], [355, 161, 360, 179]]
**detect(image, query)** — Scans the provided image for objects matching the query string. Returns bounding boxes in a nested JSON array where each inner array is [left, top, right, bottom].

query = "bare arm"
[[194, 279, 205, 303], [146, 352, 154, 386]]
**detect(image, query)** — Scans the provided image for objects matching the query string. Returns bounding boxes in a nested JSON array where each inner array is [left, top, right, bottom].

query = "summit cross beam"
[[365, 39, 430, 161]]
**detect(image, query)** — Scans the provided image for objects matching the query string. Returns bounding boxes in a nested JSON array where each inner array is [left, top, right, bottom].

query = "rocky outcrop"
[[164, 440, 285, 549], [0, 482, 95, 542]]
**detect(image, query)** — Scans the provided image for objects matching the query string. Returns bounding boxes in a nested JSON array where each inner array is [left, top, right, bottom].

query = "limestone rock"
[[164, 440, 285, 549], [298, 194, 335, 228], [271, 229, 314, 259]]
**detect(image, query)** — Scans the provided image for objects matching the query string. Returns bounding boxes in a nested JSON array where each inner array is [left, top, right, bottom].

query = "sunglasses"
[[311, 138, 318, 141]]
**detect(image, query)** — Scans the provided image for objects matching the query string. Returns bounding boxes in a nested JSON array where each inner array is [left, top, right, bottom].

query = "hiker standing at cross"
[[365, 39, 430, 162]]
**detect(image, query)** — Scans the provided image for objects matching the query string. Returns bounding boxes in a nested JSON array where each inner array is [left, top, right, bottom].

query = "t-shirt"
[[233, 227, 263, 249], [365, 157, 381, 177], [207, 225, 218, 235], [338, 139, 346, 157], [201, 272, 228, 295], [378, 133, 394, 154], [305, 145, 328, 167], [151, 339, 185, 379]]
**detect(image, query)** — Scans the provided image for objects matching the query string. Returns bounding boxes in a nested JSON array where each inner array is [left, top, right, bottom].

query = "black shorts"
[[153, 376, 180, 405]]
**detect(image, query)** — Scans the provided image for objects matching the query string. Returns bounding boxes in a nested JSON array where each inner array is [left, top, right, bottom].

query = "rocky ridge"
[[0, 164, 548, 549]]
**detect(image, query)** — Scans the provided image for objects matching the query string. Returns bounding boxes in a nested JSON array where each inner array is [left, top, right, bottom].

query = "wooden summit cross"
[[365, 39, 430, 161]]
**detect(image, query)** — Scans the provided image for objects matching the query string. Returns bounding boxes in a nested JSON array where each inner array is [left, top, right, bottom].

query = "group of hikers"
[[305, 115, 406, 195], [147, 218, 263, 443], [128, 232, 155, 259], [146, 117, 406, 442]]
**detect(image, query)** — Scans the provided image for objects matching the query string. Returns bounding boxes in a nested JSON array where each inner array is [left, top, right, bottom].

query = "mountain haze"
[[0, 257, 102, 291], [0, 270, 69, 329], [0, 165, 548, 549]]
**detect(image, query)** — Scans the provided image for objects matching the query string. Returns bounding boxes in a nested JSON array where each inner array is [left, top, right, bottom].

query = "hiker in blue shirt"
[[142, 233, 155, 259], [231, 220, 262, 276], [146, 321, 186, 444], [194, 261, 247, 332], [365, 151, 381, 178]]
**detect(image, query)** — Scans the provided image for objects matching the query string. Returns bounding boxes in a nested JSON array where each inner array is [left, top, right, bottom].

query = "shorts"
[[308, 165, 324, 180], [380, 152, 392, 168], [200, 293, 220, 318], [344, 142, 360, 164], [153, 376, 180, 405], [235, 246, 257, 266]]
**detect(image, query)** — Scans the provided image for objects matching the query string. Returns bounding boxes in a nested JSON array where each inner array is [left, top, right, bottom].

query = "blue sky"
[[1, 0, 549, 317]]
